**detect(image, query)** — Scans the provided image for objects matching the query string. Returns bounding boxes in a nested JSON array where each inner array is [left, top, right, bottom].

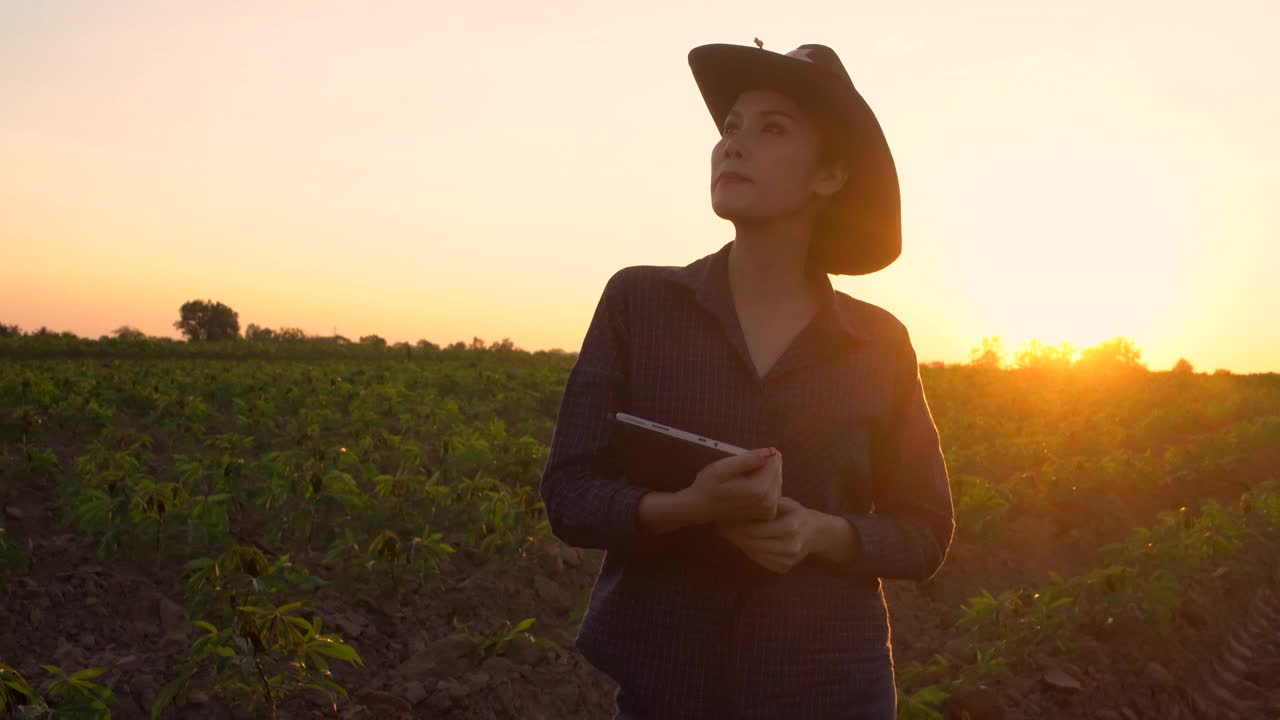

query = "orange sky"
[[2, 1, 1277, 373]]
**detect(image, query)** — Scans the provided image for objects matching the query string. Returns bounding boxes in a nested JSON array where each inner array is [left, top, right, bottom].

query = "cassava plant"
[[151, 607, 362, 720], [155, 547, 361, 719], [451, 616, 558, 658], [0, 661, 115, 719]]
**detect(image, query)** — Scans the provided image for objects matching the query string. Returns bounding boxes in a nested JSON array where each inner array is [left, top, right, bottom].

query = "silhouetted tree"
[[246, 324, 310, 342], [174, 300, 240, 341], [244, 323, 273, 341], [1013, 339, 1076, 371], [0, 322, 21, 338], [968, 336, 1006, 369], [112, 325, 147, 340], [1075, 337, 1147, 372], [415, 339, 440, 351], [1171, 357, 1195, 374], [359, 334, 387, 347]]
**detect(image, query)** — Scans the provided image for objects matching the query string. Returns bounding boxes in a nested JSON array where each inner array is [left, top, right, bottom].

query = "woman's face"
[[709, 89, 846, 227]]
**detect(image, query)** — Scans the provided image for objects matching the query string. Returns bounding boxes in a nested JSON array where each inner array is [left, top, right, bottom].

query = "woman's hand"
[[713, 496, 825, 574], [679, 447, 783, 525]]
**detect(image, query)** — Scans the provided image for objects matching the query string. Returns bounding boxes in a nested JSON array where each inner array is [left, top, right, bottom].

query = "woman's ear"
[[813, 157, 849, 199]]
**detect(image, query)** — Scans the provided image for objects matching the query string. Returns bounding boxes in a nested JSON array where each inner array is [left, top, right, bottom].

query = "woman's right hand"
[[680, 447, 783, 525]]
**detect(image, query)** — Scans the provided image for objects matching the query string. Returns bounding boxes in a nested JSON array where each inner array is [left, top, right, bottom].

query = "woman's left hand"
[[713, 496, 823, 574]]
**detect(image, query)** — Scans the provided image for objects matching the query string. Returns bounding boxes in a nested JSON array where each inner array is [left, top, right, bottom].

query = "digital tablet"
[[612, 412, 750, 458], [608, 412, 752, 491], [608, 412, 785, 521]]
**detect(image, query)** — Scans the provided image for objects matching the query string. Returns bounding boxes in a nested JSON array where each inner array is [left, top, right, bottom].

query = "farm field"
[[2, 340, 1279, 720]]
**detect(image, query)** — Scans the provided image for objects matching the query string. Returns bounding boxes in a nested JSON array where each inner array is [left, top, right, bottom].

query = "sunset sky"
[[2, 1, 1277, 373]]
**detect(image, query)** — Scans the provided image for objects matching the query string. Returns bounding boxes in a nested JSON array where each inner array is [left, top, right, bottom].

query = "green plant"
[[951, 474, 1012, 538], [969, 645, 1009, 681], [157, 549, 360, 720], [184, 546, 325, 621], [895, 653, 951, 720], [20, 441, 60, 480], [407, 524, 455, 585], [151, 608, 361, 719], [0, 662, 39, 715], [1023, 574, 1074, 653], [452, 617, 558, 658], [956, 588, 1024, 642], [323, 525, 455, 589], [0, 661, 114, 719]]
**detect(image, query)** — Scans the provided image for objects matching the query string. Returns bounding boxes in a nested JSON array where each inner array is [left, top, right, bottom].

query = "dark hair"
[[812, 112, 848, 174], [807, 111, 849, 271]]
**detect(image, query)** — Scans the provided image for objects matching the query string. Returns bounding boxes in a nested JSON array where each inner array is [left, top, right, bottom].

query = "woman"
[[539, 41, 955, 720]]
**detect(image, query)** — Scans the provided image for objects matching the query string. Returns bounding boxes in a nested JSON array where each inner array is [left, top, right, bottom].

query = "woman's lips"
[[716, 173, 752, 186]]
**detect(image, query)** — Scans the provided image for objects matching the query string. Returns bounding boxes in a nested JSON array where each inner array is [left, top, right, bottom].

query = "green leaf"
[[308, 638, 363, 664], [151, 667, 194, 720], [286, 616, 313, 632], [67, 667, 106, 682]]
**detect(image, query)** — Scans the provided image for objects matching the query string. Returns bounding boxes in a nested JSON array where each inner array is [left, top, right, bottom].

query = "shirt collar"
[[659, 240, 871, 345]]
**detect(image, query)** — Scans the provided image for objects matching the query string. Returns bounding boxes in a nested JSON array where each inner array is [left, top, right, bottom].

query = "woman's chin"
[[710, 198, 759, 221]]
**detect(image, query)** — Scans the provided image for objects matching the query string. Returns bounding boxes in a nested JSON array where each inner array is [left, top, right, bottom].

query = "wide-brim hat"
[[688, 41, 901, 275]]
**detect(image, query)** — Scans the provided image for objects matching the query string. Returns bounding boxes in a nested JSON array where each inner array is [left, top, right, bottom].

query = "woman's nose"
[[721, 133, 744, 158]]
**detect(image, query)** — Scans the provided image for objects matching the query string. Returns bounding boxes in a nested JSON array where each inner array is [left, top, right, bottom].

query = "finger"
[[735, 536, 801, 558], [716, 521, 755, 545], [747, 549, 796, 564], [713, 522, 739, 540], [743, 550, 795, 574], [729, 519, 794, 540], [776, 496, 804, 512], [708, 447, 776, 480]]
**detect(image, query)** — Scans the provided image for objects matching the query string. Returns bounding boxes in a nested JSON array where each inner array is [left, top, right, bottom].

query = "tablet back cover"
[[607, 413, 739, 493]]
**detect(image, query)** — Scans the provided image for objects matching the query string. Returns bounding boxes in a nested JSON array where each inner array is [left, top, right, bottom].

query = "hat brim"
[[689, 44, 855, 130], [688, 43, 901, 276]]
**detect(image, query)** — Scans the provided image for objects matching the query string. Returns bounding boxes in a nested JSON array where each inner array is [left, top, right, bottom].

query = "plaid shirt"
[[539, 240, 954, 719]]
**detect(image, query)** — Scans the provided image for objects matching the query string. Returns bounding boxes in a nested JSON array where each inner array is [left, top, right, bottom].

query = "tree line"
[[0, 299, 529, 354], [0, 299, 1223, 374], [965, 335, 1204, 375]]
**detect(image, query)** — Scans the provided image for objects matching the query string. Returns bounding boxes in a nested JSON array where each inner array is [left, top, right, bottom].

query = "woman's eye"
[[721, 121, 784, 135]]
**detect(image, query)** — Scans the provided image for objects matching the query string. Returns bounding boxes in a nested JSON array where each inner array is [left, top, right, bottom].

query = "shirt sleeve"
[[839, 326, 955, 582], [538, 268, 671, 555]]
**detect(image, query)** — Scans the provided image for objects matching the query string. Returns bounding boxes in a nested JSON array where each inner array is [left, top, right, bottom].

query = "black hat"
[[688, 41, 901, 275]]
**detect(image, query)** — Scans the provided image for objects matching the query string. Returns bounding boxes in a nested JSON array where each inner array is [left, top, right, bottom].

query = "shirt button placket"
[[727, 376, 772, 719]]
